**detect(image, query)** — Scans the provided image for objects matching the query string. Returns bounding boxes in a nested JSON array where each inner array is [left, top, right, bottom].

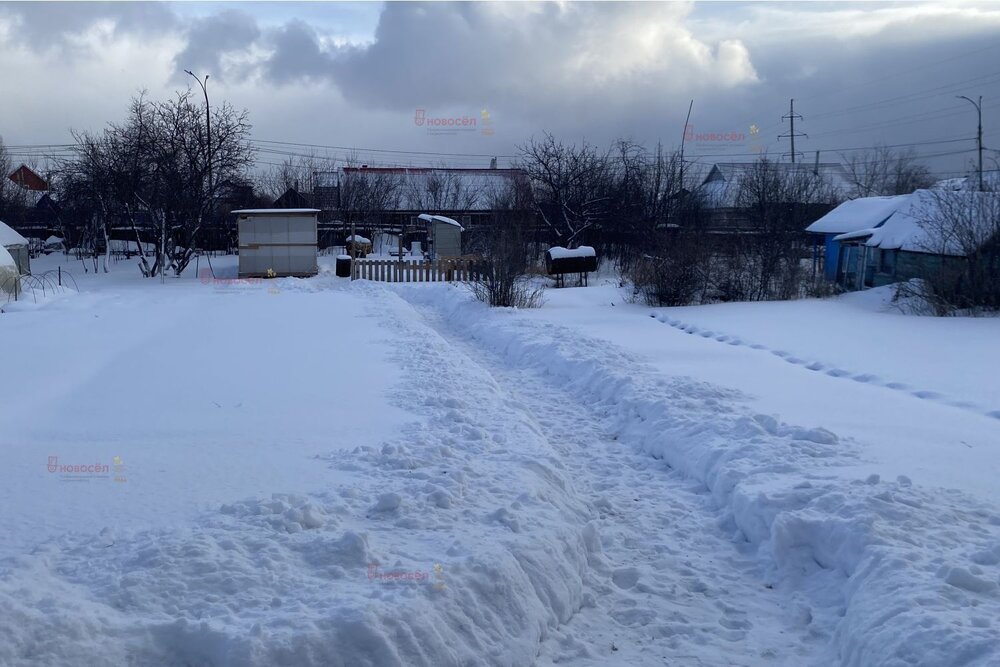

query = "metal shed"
[[417, 214, 464, 259], [234, 209, 319, 278]]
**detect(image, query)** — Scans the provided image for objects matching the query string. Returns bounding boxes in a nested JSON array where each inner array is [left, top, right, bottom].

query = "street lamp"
[[185, 70, 212, 203], [957, 95, 983, 192]]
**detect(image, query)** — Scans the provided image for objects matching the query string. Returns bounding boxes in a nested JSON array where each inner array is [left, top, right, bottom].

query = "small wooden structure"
[[545, 246, 597, 287]]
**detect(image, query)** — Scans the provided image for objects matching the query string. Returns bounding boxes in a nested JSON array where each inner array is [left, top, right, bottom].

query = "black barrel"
[[335, 255, 352, 277]]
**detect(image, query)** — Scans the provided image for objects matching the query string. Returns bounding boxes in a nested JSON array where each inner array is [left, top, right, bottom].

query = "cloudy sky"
[[1, 1, 999, 180]]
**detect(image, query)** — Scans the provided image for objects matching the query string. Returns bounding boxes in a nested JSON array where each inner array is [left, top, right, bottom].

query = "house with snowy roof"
[[696, 161, 852, 231], [806, 189, 1000, 290]]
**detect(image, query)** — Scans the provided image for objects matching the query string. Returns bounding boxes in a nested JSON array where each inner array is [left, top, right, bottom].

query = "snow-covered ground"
[[1, 256, 998, 666]]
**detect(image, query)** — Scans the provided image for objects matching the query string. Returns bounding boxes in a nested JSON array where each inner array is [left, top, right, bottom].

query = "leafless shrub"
[[905, 190, 1000, 314], [466, 185, 544, 309]]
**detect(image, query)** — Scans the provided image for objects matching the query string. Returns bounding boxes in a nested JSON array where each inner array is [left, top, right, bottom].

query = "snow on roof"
[[833, 227, 878, 242], [931, 172, 1000, 192], [0, 220, 28, 247], [346, 235, 372, 244], [864, 190, 1000, 256], [418, 213, 465, 231], [0, 243, 16, 269], [806, 195, 904, 235], [548, 246, 596, 259], [232, 208, 320, 215]]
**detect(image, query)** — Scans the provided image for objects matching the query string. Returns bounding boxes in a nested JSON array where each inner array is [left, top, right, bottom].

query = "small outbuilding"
[[418, 214, 464, 259], [234, 209, 319, 278], [0, 220, 30, 275]]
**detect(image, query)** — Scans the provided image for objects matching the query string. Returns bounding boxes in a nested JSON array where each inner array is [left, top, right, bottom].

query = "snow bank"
[[399, 284, 1000, 666], [0, 281, 595, 666]]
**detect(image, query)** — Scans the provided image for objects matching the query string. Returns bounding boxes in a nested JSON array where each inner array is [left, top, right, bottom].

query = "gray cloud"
[[0, 1, 998, 179], [171, 9, 260, 83], [0, 1, 179, 52], [262, 19, 335, 84]]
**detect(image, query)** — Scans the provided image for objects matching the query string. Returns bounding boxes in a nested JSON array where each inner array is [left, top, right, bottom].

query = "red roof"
[[342, 166, 523, 175], [8, 165, 48, 191]]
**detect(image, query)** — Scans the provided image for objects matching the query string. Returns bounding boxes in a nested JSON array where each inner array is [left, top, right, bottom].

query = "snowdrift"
[[399, 283, 1000, 667]]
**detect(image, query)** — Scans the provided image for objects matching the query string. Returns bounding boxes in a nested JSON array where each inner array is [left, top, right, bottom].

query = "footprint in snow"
[[912, 390, 942, 400]]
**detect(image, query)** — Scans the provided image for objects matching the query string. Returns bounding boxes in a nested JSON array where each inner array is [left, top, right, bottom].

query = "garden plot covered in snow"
[[0, 253, 998, 666]]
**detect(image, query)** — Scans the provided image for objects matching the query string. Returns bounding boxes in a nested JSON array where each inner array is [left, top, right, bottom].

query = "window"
[[879, 249, 896, 274]]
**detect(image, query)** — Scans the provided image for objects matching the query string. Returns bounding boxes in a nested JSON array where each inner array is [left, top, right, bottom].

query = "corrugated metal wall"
[[238, 214, 318, 277], [433, 223, 462, 258]]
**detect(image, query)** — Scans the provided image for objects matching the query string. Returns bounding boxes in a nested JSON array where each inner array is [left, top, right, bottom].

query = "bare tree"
[[338, 164, 403, 242], [900, 190, 1000, 314], [405, 169, 480, 211], [466, 178, 543, 308], [257, 154, 337, 202], [61, 91, 254, 277], [518, 133, 613, 248], [842, 145, 932, 198], [722, 159, 838, 301], [620, 146, 712, 306]]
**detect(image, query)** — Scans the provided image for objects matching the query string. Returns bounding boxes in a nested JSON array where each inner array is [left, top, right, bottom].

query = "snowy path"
[[401, 284, 1000, 667], [408, 300, 826, 665]]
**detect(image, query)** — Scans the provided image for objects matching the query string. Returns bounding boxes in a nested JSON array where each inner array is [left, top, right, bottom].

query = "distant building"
[[697, 161, 852, 231], [273, 187, 315, 210], [338, 166, 530, 230], [7, 164, 48, 192]]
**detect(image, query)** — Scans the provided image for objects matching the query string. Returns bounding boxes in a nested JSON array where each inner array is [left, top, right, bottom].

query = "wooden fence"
[[351, 257, 481, 283]]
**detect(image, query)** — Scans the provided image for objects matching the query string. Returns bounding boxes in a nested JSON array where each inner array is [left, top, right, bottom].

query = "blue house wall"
[[823, 234, 841, 281]]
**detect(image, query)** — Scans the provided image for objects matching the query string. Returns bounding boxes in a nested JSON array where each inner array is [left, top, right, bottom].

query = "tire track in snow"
[[651, 313, 1000, 421], [410, 301, 827, 667]]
